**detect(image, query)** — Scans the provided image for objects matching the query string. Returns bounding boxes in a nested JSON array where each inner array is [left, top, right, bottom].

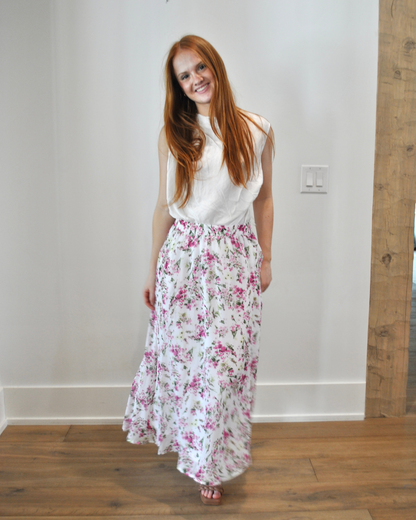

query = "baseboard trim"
[[2, 382, 366, 425], [251, 413, 365, 422], [6, 417, 122, 426], [0, 419, 7, 434], [0, 387, 6, 434], [5, 413, 365, 426]]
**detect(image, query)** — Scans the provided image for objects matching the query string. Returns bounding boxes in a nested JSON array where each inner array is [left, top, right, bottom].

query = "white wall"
[[0, 0, 61, 429], [0, 0, 378, 426]]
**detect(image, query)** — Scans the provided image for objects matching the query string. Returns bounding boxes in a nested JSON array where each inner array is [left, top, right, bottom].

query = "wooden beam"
[[366, 0, 416, 417]]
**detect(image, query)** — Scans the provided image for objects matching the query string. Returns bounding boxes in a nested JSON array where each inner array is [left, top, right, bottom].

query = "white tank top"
[[166, 111, 271, 226]]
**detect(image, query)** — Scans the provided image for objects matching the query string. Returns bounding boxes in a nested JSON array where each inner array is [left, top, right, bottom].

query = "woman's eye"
[[181, 74, 189, 81], [198, 64, 206, 71]]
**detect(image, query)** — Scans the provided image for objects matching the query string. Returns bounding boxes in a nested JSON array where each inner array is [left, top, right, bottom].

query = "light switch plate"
[[301, 165, 328, 193]]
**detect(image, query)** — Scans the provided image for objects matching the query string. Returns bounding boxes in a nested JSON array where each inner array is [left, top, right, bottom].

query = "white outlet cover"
[[301, 165, 329, 193]]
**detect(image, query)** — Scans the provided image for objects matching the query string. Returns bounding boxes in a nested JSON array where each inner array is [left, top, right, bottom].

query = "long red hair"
[[164, 35, 273, 208]]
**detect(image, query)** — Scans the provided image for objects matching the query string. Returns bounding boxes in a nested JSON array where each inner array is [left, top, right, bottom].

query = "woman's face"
[[172, 48, 215, 115]]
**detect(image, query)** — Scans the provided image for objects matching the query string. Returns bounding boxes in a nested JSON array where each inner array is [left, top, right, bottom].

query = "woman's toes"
[[200, 486, 222, 500], [201, 488, 220, 499]]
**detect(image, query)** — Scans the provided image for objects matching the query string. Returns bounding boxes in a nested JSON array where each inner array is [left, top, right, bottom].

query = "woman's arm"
[[143, 127, 175, 310], [253, 126, 274, 293]]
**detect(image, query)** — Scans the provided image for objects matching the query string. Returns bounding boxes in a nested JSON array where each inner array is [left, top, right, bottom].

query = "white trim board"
[[0, 387, 7, 434], [2, 382, 366, 426]]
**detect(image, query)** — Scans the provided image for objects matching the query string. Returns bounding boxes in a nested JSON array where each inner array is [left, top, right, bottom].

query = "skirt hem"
[[123, 427, 251, 485]]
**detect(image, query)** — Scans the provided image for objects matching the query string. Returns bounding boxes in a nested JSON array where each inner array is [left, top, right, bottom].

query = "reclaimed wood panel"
[[366, 0, 416, 416], [408, 285, 416, 413]]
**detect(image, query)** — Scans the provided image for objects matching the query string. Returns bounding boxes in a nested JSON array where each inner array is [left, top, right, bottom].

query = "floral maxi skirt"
[[122, 219, 263, 486]]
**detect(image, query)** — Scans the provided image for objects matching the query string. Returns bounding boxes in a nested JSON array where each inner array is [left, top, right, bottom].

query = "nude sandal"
[[198, 484, 224, 505]]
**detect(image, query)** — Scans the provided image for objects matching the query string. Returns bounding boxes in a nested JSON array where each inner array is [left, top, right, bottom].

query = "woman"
[[123, 34, 274, 505]]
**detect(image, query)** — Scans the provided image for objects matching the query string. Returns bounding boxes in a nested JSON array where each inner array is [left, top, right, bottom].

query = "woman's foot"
[[199, 484, 224, 505]]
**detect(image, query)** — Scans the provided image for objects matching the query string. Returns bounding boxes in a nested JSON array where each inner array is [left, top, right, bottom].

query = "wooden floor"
[[1, 419, 416, 519]]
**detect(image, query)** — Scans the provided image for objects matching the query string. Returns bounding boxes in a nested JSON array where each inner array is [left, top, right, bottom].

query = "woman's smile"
[[195, 83, 209, 93]]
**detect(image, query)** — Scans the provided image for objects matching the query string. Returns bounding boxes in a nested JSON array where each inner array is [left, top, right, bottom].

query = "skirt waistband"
[[173, 219, 257, 240]]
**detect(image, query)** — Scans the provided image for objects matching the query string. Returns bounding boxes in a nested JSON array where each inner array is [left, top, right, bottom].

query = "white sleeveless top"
[[166, 111, 271, 226]]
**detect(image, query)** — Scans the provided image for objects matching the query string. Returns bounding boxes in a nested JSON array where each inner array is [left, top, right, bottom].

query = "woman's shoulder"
[[238, 108, 271, 134]]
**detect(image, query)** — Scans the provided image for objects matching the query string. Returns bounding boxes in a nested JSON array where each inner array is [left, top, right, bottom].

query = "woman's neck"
[[196, 104, 210, 117]]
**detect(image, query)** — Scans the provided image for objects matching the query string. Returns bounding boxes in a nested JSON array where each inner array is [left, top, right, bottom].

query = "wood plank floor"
[[1, 418, 416, 519]]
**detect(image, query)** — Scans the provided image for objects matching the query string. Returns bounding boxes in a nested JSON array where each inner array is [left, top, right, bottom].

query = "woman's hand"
[[260, 259, 272, 293], [143, 270, 157, 311]]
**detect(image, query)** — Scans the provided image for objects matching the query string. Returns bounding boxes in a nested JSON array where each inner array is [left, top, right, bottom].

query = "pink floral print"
[[123, 219, 263, 486]]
